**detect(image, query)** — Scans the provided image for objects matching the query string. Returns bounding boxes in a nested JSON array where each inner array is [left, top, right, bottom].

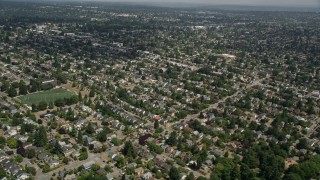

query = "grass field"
[[18, 88, 76, 105]]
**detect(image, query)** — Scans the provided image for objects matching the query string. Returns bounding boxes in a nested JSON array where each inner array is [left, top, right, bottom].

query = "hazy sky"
[[99, 0, 319, 7], [16, 0, 320, 8]]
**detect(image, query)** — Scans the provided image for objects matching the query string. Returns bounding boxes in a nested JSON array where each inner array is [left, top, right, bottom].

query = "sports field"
[[18, 88, 76, 105]]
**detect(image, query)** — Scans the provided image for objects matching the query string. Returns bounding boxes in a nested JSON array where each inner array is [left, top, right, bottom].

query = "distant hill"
[[2, 0, 319, 12]]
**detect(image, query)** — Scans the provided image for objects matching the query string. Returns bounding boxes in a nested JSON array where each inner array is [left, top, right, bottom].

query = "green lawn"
[[18, 88, 76, 105]]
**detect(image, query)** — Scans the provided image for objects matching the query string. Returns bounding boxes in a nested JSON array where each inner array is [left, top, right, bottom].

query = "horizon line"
[[2, 0, 320, 9]]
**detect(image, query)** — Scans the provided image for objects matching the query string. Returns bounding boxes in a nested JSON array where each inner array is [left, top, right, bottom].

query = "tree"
[[31, 103, 38, 112], [63, 157, 69, 164], [186, 172, 195, 180], [121, 174, 126, 180], [210, 173, 219, 180], [50, 122, 58, 129], [104, 165, 113, 173], [196, 149, 208, 169], [111, 138, 121, 146], [12, 116, 24, 126], [48, 103, 54, 109], [17, 147, 26, 157], [77, 131, 83, 144], [197, 177, 207, 180], [58, 127, 67, 134], [85, 123, 94, 134], [7, 86, 17, 97], [66, 126, 75, 136], [92, 163, 100, 171], [29, 79, 40, 92], [0, 137, 6, 145], [38, 101, 48, 111], [34, 126, 48, 147], [147, 142, 163, 154], [42, 164, 50, 173], [0, 167, 6, 179], [25, 166, 36, 176], [211, 157, 236, 179], [89, 89, 95, 97], [96, 130, 107, 142], [231, 165, 241, 180], [297, 138, 308, 149], [199, 112, 205, 119], [26, 149, 36, 159], [169, 167, 180, 180], [19, 82, 28, 95], [54, 98, 65, 107], [243, 149, 259, 169], [115, 157, 125, 168], [78, 92, 83, 102], [154, 120, 159, 129], [126, 167, 135, 175], [65, 96, 78, 105], [240, 163, 254, 180], [166, 131, 177, 146], [260, 153, 284, 180], [286, 155, 320, 179], [307, 105, 315, 115], [0, 81, 9, 92], [65, 108, 75, 121], [15, 155, 23, 163], [79, 148, 88, 160], [122, 141, 137, 158], [283, 173, 303, 180], [51, 141, 63, 155], [7, 138, 18, 149], [5, 56, 11, 63]]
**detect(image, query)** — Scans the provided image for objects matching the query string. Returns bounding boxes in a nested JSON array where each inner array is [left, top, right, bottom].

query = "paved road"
[[34, 77, 266, 179], [183, 78, 266, 121], [306, 117, 320, 138], [159, 77, 267, 178], [36, 153, 103, 180]]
